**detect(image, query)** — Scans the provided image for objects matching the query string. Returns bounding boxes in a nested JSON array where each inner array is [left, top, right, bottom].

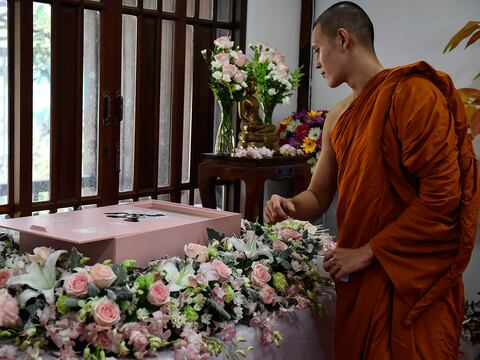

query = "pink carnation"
[[0, 289, 19, 328], [233, 71, 247, 84], [0, 268, 12, 289]]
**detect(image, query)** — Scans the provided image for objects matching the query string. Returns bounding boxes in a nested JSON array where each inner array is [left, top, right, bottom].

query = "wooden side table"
[[198, 153, 311, 222]]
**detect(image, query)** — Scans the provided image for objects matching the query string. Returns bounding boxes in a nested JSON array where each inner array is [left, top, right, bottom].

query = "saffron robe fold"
[[331, 62, 480, 359]]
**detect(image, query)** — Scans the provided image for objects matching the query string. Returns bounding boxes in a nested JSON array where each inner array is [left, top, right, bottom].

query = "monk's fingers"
[[323, 250, 335, 262], [329, 264, 343, 280], [334, 268, 349, 282]]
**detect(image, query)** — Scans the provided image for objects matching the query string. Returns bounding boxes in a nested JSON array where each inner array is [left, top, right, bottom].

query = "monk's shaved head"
[[314, 1, 374, 51]]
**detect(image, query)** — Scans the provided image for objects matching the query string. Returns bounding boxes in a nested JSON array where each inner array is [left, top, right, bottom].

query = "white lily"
[[229, 231, 273, 261], [7, 249, 66, 307], [160, 261, 195, 292]]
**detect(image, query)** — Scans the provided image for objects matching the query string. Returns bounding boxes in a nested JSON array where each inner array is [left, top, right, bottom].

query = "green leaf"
[[88, 282, 100, 297], [111, 264, 128, 286], [207, 228, 225, 241], [64, 247, 84, 270]]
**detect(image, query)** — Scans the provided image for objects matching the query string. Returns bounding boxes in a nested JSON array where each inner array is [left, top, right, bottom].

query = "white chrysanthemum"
[[222, 74, 231, 82], [286, 119, 300, 133], [308, 128, 321, 140], [234, 84, 242, 91], [268, 62, 276, 70], [212, 71, 222, 80], [268, 88, 278, 95], [282, 96, 290, 105], [241, 81, 248, 88]]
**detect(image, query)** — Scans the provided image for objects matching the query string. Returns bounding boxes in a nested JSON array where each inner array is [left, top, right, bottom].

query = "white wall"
[[245, 0, 301, 123], [311, 0, 480, 300], [312, 0, 480, 109]]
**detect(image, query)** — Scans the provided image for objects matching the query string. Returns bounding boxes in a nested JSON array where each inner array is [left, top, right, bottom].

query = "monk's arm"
[[289, 111, 338, 221]]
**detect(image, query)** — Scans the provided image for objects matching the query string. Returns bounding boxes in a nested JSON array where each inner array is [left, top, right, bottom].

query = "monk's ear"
[[337, 28, 350, 50]]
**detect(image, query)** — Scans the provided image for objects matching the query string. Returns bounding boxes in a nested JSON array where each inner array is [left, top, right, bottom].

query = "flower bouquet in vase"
[[277, 109, 328, 173], [202, 36, 249, 154], [248, 43, 303, 125]]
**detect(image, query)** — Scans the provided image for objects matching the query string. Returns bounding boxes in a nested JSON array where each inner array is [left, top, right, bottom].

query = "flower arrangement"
[[233, 146, 274, 159], [463, 293, 480, 346], [0, 220, 334, 359], [202, 36, 249, 154], [277, 109, 328, 173], [248, 43, 303, 124], [201, 36, 249, 104]]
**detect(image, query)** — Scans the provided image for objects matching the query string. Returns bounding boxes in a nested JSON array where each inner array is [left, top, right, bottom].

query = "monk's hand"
[[323, 243, 374, 282], [264, 195, 296, 225]]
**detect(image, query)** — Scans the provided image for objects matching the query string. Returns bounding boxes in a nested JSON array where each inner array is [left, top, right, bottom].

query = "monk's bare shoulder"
[[325, 94, 355, 129]]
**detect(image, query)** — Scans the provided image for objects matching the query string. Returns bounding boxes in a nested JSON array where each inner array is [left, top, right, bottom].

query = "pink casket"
[[0, 200, 241, 265]]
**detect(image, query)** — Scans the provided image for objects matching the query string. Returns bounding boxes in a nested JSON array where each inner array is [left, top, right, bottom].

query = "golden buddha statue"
[[237, 80, 278, 150]]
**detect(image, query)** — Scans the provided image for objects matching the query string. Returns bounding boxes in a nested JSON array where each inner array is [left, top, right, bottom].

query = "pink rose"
[[280, 228, 302, 241], [250, 262, 271, 287], [233, 71, 247, 84], [272, 240, 288, 252], [277, 69, 289, 80], [63, 272, 89, 298], [211, 259, 232, 281], [184, 243, 209, 263], [259, 284, 276, 304], [214, 53, 230, 66], [89, 263, 117, 289], [259, 51, 275, 63], [214, 36, 234, 49], [222, 63, 237, 78], [29, 246, 53, 265], [0, 269, 12, 288], [0, 289, 19, 328], [234, 53, 248, 67], [277, 63, 289, 72], [273, 53, 285, 64], [93, 297, 121, 327], [147, 281, 170, 306]]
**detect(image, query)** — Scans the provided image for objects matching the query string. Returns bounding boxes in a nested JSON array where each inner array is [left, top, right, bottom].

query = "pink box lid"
[[0, 200, 240, 245]]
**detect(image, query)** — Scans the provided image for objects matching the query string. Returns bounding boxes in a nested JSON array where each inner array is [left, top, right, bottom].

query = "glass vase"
[[261, 102, 275, 125], [215, 100, 235, 155]]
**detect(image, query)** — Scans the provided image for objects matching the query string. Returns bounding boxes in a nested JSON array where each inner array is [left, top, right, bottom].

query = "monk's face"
[[311, 25, 347, 88]]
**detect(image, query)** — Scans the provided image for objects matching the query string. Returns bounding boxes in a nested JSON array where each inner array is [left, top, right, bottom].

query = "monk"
[[264, 2, 480, 359]]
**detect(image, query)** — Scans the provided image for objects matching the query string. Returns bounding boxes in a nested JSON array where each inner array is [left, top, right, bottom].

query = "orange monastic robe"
[[331, 62, 480, 359]]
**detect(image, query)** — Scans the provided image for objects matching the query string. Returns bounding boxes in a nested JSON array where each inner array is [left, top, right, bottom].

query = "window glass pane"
[[32, 210, 50, 216], [199, 0, 213, 20], [139, 195, 151, 201], [0, 2, 8, 206], [79, 204, 97, 210], [162, 0, 175, 12], [215, 185, 225, 210], [57, 207, 74, 212], [122, 0, 137, 7], [186, 0, 194, 17], [82, 10, 100, 197], [120, 14, 137, 193], [118, 198, 133, 204], [193, 188, 201, 206], [158, 20, 174, 187], [157, 194, 170, 201], [182, 25, 193, 183], [32, 3, 51, 202], [143, 0, 157, 10], [217, 0, 231, 21], [181, 190, 189, 205]]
